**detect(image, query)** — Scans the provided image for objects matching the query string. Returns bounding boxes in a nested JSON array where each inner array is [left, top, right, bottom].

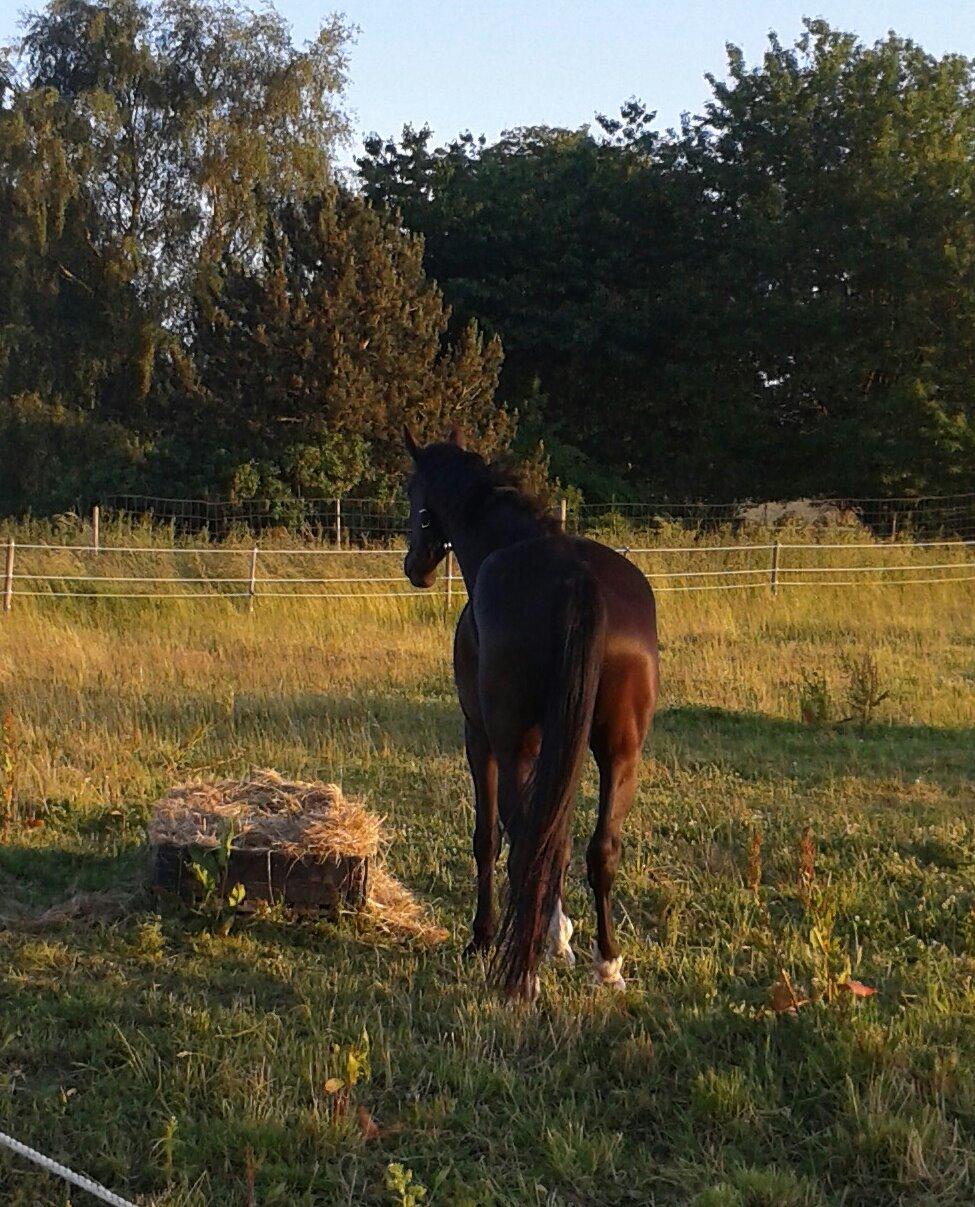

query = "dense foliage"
[[0, 0, 508, 514], [361, 22, 975, 501], [3, 7, 975, 511]]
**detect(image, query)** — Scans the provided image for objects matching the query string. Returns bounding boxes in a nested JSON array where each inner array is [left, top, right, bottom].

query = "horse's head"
[[402, 426, 464, 588]]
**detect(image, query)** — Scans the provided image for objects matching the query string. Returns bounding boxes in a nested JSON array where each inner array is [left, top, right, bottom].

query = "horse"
[[403, 428, 659, 1000]]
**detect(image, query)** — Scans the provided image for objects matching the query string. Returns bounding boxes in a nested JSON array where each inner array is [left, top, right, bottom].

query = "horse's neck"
[[447, 506, 544, 591]]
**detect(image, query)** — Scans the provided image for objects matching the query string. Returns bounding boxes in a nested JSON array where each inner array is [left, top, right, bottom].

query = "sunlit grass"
[[0, 546, 974, 1204]]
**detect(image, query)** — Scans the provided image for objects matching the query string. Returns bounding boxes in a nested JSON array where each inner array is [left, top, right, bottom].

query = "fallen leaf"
[[771, 969, 809, 1015], [323, 1077, 345, 1094], [23, 818, 44, 829], [840, 979, 876, 999], [357, 1104, 381, 1141]]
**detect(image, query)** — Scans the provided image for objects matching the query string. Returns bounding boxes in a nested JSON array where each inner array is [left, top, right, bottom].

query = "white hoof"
[[591, 941, 626, 990], [547, 901, 575, 965]]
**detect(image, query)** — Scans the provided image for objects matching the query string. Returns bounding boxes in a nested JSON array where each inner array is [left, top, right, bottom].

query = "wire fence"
[[98, 490, 975, 544], [3, 534, 974, 609], [99, 494, 408, 543]]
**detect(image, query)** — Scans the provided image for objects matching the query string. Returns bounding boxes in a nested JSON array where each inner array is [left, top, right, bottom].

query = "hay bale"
[[148, 769, 445, 943]]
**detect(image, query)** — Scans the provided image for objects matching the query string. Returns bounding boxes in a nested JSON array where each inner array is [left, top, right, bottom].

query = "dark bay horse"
[[403, 429, 659, 1000]]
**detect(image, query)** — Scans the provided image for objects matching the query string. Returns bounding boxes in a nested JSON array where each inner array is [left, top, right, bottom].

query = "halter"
[[415, 507, 450, 553]]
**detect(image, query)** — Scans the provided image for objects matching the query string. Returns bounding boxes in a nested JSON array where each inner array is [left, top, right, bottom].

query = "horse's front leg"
[[464, 718, 499, 956]]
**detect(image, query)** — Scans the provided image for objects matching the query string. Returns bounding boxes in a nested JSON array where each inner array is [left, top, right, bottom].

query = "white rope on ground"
[[0, 1128, 138, 1206]]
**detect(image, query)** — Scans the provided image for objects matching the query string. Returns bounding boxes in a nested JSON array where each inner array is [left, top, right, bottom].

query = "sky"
[[3, 0, 975, 161], [316, 0, 975, 160]]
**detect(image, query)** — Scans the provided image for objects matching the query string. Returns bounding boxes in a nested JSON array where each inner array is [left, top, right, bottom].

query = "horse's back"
[[471, 535, 658, 719], [473, 534, 656, 647]]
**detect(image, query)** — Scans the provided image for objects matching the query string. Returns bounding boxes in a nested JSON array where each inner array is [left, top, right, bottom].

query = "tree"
[[1, 0, 351, 425], [359, 24, 975, 501], [0, 393, 142, 515], [359, 114, 688, 500], [155, 188, 510, 500], [677, 20, 975, 496]]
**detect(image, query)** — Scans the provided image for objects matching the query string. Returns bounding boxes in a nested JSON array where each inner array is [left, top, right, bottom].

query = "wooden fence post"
[[890, 513, 898, 543], [335, 498, 342, 549], [560, 498, 567, 532], [248, 546, 259, 613], [92, 505, 100, 555], [3, 539, 13, 614], [770, 540, 781, 595]]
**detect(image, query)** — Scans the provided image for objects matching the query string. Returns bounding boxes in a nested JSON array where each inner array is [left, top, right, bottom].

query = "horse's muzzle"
[[404, 551, 437, 589]]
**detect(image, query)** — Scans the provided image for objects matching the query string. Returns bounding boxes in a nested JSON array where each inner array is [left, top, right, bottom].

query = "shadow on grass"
[[2, 903, 971, 1207], [0, 841, 455, 957], [654, 705, 975, 788], [0, 843, 140, 912]]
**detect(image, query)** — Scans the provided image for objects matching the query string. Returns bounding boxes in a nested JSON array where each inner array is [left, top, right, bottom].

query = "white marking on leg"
[[591, 939, 625, 990], [547, 900, 575, 965]]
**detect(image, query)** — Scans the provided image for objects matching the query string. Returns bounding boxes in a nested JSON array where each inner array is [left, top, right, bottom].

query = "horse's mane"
[[415, 444, 562, 535]]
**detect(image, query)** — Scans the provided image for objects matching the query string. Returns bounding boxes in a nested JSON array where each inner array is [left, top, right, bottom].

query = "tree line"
[[2, 5, 974, 515]]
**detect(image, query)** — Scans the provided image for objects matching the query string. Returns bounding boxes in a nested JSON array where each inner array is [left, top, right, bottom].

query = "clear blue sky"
[[330, 1, 975, 157], [4, 1, 975, 157]]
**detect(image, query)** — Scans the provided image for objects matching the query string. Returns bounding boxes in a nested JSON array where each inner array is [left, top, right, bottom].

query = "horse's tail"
[[495, 570, 606, 998]]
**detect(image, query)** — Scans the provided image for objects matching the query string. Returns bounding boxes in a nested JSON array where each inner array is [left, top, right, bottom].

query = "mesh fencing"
[[99, 495, 409, 543], [100, 491, 975, 544], [569, 494, 975, 542]]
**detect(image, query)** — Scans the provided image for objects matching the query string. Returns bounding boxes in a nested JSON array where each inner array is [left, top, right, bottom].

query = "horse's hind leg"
[[464, 719, 499, 956], [493, 731, 543, 1000], [588, 677, 652, 988]]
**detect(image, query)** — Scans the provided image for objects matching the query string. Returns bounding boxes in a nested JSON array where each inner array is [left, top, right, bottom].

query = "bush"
[[0, 393, 143, 515]]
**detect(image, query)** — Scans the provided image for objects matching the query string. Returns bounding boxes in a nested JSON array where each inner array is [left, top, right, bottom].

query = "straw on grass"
[[149, 769, 446, 944]]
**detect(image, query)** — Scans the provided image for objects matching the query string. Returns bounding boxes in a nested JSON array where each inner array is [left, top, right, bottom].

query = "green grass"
[[1, 577, 974, 1204]]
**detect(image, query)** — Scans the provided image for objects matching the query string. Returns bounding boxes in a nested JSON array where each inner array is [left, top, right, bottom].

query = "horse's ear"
[[403, 426, 419, 459], [449, 425, 466, 449]]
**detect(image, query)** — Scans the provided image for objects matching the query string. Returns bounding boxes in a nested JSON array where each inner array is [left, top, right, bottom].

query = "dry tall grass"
[[1, 516, 974, 1205]]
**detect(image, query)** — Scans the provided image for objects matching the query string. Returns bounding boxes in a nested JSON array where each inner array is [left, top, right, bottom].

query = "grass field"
[[1, 571, 975, 1204]]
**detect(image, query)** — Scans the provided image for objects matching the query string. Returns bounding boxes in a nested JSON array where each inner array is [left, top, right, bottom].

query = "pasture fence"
[[3, 531, 974, 610], [96, 490, 975, 544]]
